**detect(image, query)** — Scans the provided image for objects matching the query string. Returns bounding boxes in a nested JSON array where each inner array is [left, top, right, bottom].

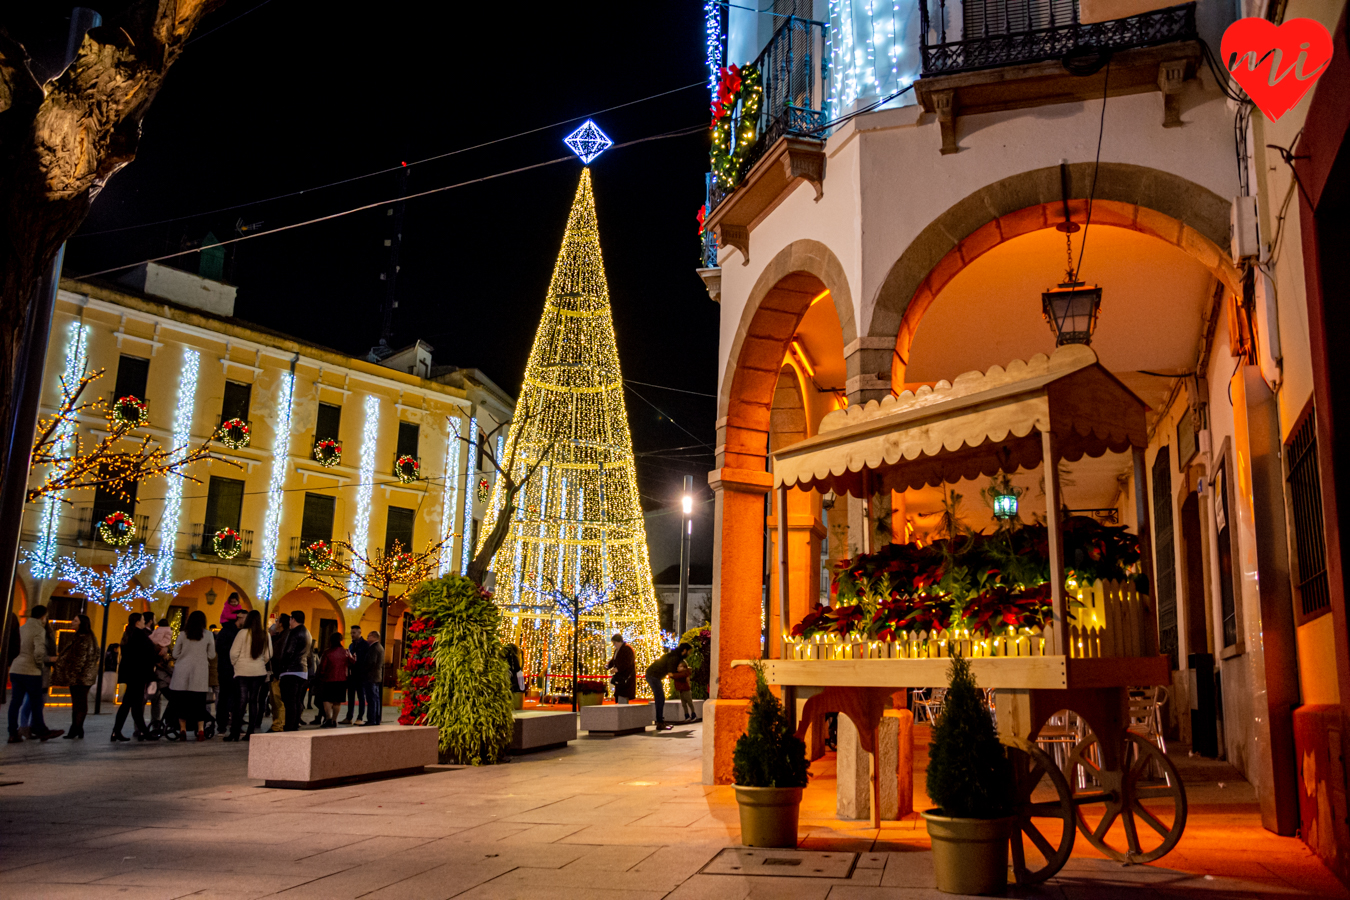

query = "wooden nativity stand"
[[732, 345, 1186, 885]]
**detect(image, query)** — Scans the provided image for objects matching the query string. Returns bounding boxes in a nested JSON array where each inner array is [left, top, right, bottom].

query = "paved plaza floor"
[[1, 705, 1345, 899]]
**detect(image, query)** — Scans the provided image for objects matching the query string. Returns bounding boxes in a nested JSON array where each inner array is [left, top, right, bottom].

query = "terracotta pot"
[[921, 810, 1015, 895], [735, 785, 802, 848]]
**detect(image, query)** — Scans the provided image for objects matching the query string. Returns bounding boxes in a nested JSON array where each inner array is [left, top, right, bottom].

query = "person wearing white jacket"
[[227, 610, 272, 740]]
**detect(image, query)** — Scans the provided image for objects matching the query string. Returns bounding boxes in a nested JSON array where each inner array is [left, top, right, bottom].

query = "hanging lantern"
[[1042, 280, 1102, 346], [992, 491, 1019, 520]]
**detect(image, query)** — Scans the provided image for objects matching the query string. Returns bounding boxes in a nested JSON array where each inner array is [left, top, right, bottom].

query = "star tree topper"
[[564, 120, 612, 164]]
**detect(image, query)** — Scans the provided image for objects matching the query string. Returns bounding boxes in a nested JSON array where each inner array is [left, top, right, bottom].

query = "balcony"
[[704, 16, 830, 267], [76, 508, 151, 548], [288, 536, 346, 570], [191, 524, 254, 562], [915, 1, 1200, 153]]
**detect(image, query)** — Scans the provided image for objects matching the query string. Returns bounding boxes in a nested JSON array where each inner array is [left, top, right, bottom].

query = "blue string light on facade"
[[257, 371, 295, 608], [564, 120, 612, 164], [31, 320, 89, 579], [155, 347, 199, 586], [347, 394, 381, 608], [705, 1, 724, 102], [460, 415, 478, 575]]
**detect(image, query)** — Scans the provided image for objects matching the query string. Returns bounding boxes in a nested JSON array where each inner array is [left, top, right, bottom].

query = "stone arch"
[[718, 239, 857, 470], [867, 163, 1240, 388], [275, 586, 348, 637], [771, 366, 809, 451]]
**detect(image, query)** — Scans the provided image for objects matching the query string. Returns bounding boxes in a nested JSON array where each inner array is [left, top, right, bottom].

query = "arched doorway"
[[274, 587, 347, 651], [866, 162, 1241, 393], [710, 239, 853, 782], [164, 577, 253, 636]]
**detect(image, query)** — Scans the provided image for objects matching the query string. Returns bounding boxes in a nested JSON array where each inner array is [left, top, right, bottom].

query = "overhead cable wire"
[[74, 123, 706, 280], [186, 0, 280, 46], [624, 379, 716, 398], [74, 82, 706, 238], [624, 384, 714, 448]]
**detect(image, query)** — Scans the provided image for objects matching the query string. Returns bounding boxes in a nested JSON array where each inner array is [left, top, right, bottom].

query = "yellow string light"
[[478, 169, 662, 694]]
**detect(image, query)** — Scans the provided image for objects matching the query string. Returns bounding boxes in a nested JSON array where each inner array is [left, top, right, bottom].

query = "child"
[[673, 659, 696, 722]]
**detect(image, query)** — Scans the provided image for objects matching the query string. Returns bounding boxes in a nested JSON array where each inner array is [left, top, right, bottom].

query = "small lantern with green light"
[[992, 491, 1019, 520]]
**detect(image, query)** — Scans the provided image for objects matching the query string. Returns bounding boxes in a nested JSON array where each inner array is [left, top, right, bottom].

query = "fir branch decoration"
[[925, 655, 1013, 818], [411, 574, 515, 765], [732, 661, 809, 788]]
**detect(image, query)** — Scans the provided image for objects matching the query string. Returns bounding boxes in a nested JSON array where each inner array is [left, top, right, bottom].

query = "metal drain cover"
[[701, 848, 858, 878]]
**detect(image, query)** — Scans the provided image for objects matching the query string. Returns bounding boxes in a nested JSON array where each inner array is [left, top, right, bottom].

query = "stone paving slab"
[[0, 707, 1345, 900]]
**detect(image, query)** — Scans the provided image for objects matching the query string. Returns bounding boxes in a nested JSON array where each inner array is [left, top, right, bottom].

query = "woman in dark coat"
[[54, 615, 99, 739]]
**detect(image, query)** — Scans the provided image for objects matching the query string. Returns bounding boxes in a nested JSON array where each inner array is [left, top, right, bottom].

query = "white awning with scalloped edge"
[[773, 345, 1149, 497]]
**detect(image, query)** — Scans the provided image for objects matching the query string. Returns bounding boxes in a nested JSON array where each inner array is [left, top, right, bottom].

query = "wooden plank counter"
[[739, 655, 1171, 691]]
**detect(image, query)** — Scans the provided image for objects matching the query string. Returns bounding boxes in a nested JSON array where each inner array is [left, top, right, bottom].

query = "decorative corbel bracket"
[[716, 223, 751, 266], [1158, 60, 1188, 127]]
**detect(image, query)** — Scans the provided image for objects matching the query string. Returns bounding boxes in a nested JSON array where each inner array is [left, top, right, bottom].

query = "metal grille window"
[[1215, 460, 1239, 648], [1287, 408, 1330, 621], [963, 0, 1079, 39], [1152, 447, 1178, 668]]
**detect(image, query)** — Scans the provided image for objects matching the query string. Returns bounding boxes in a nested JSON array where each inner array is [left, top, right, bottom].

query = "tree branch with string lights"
[[22, 544, 188, 714], [299, 537, 444, 642], [27, 368, 228, 505], [463, 401, 560, 587]]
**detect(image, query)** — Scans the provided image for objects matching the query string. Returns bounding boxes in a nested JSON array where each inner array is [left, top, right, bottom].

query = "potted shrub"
[[922, 655, 1016, 895], [576, 680, 606, 707], [732, 661, 809, 847]]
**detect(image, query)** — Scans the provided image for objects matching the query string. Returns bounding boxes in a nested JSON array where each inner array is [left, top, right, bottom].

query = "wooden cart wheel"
[[1001, 736, 1075, 884], [1064, 732, 1188, 864]]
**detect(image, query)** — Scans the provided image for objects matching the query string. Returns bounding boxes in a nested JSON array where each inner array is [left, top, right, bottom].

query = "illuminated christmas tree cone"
[[479, 167, 663, 696]]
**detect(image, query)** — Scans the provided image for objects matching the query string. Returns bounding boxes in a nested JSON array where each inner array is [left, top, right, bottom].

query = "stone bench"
[[661, 698, 704, 723], [510, 710, 577, 753], [247, 725, 439, 789], [580, 702, 653, 735]]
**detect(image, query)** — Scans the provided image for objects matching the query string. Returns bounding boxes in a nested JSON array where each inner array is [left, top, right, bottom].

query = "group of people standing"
[[4, 595, 387, 745]]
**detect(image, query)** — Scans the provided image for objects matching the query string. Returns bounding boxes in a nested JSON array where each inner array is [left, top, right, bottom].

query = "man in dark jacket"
[[360, 631, 384, 726], [644, 643, 690, 732], [277, 611, 312, 731], [267, 614, 290, 732], [342, 625, 366, 724], [112, 613, 156, 741], [606, 634, 636, 703], [214, 599, 244, 738]]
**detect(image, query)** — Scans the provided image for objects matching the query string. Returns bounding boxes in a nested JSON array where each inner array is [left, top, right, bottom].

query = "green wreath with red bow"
[[709, 63, 762, 190]]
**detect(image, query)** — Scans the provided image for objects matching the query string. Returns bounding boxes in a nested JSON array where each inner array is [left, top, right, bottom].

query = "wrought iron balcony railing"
[[707, 15, 829, 216], [288, 535, 346, 570], [919, 0, 1197, 76], [192, 523, 254, 561], [76, 507, 151, 547]]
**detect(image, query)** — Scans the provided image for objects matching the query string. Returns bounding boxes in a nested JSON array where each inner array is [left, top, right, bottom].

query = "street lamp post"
[[678, 475, 693, 635]]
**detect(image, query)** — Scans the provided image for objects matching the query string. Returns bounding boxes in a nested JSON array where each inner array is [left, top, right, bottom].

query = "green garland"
[[710, 64, 762, 190]]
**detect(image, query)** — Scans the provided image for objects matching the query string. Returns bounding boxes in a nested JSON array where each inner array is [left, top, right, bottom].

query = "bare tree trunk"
[[0, 0, 225, 684]]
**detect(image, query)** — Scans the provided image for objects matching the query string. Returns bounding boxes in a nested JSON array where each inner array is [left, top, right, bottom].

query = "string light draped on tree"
[[478, 167, 662, 693]]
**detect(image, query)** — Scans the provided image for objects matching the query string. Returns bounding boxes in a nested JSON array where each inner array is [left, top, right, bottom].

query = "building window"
[[1151, 447, 1178, 669], [396, 421, 420, 460], [221, 380, 252, 424], [91, 474, 137, 540], [385, 506, 415, 554], [201, 476, 245, 553], [1287, 406, 1330, 622], [113, 354, 150, 401], [963, 0, 1078, 39], [1214, 459, 1239, 649], [300, 493, 336, 547], [315, 402, 342, 444]]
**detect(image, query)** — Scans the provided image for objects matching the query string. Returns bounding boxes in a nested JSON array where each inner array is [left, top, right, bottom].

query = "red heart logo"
[[1222, 18, 1333, 121]]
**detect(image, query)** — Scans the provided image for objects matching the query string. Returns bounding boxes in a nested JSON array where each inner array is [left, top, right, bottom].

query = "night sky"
[[51, 1, 721, 572]]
